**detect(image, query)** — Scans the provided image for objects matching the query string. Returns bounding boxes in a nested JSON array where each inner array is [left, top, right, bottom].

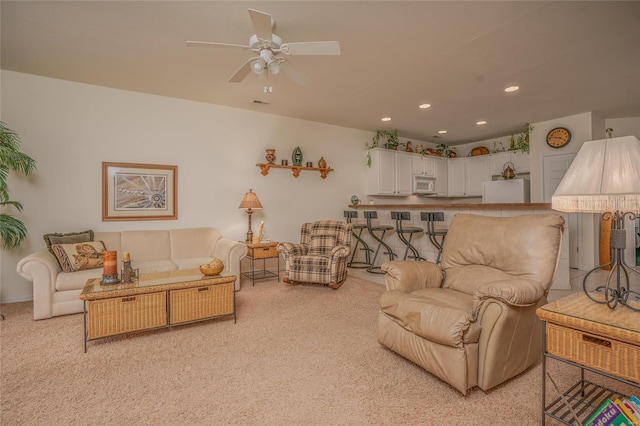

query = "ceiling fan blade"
[[187, 41, 252, 50], [281, 61, 309, 86], [283, 41, 341, 56], [228, 58, 255, 83], [248, 9, 273, 42]]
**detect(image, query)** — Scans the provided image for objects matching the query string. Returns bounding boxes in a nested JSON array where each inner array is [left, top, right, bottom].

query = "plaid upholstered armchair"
[[277, 220, 353, 289]]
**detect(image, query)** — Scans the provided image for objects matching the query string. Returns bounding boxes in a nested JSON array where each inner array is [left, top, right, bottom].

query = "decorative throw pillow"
[[44, 230, 94, 269], [308, 234, 336, 256], [50, 241, 106, 273]]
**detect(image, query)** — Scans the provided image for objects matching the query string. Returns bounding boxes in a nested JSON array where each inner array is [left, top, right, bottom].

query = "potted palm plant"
[[0, 122, 36, 249]]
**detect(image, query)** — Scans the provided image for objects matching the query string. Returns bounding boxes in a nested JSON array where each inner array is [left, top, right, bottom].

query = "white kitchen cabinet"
[[367, 149, 413, 196], [411, 155, 435, 177], [447, 159, 466, 197], [511, 151, 530, 173], [448, 156, 490, 197], [434, 158, 448, 196], [490, 151, 530, 175]]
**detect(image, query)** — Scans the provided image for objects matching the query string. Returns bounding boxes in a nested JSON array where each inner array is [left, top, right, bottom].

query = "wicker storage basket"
[[169, 281, 234, 325], [87, 292, 167, 339], [546, 323, 640, 383]]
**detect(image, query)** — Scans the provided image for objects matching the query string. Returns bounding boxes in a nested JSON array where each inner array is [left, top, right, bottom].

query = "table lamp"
[[552, 133, 640, 311], [239, 189, 263, 243]]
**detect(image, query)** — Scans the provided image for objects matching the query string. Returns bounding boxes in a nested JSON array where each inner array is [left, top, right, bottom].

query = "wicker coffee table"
[[79, 269, 236, 352]]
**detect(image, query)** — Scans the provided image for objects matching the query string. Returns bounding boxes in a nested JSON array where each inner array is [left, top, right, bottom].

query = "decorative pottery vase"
[[292, 147, 303, 166], [415, 144, 424, 154], [405, 141, 413, 152], [265, 149, 276, 164], [351, 195, 360, 205], [318, 157, 327, 168]]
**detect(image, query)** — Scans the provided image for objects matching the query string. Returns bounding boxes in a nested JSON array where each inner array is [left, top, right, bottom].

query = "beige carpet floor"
[[1, 276, 635, 425]]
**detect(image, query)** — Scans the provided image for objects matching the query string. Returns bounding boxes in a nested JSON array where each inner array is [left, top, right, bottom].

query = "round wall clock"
[[546, 127, 572, 148]]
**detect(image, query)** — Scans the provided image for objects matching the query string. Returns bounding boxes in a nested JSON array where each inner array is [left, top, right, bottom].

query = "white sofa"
[[17, 227, 247, 320]]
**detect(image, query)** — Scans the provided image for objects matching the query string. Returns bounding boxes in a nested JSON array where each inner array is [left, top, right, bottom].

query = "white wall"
[[1, 70, 370, 303]]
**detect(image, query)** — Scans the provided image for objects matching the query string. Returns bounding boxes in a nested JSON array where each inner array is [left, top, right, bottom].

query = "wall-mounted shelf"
[[256, 163, 334, 179]]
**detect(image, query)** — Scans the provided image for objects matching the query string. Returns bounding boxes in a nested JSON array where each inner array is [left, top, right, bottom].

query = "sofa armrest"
[[474, 279, 545, 308], [276, 242, 307, 256], [16, 249, 61, 320], [330, 245, 350, 259], [381, 261, 444, 293], [213, 237, 247, 280]]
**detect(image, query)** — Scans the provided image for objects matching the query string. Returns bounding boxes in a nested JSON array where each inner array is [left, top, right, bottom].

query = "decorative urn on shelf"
[[318, 156, 327, 168], [265, 149, 276, 164]]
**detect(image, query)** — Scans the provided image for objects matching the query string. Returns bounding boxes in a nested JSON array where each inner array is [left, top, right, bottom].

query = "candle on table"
[[123, 252, 130, 262], [103, 251, 118, 275]]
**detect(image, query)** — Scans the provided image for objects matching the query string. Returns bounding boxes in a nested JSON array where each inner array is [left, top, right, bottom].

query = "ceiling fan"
[[187, 9, 341, 85]]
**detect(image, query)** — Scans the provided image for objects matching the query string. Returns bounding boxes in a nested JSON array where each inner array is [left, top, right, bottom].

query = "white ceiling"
[[3, 1, 640, 145]]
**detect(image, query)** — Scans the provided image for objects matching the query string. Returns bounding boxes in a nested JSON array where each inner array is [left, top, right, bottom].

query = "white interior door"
[[542, 153, 576, 203]]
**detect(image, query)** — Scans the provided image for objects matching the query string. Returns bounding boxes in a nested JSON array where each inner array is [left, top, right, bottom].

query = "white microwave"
[[413, 175, 437, 194]]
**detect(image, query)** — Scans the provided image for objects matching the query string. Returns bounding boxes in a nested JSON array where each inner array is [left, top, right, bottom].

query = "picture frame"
[[102, 162, 177, 221]]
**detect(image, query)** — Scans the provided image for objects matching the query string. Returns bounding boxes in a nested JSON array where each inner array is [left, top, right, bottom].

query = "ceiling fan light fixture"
[[252, 59, 266, 75], [268, 61, 280, 75]]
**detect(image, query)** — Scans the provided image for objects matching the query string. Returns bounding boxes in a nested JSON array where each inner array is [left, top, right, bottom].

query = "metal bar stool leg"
[[421, 211, 448, 264], [364, 211, 396, 274], [344, 211, 372, 268], [391, 211, 425, 261]]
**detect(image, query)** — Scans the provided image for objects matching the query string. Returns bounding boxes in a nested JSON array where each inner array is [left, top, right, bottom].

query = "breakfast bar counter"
[[345, 202, 570, 290], [348, 202, 551, 209]]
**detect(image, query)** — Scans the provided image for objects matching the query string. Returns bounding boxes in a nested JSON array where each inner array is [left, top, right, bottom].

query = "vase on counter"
[[265, 149, 276, 164]]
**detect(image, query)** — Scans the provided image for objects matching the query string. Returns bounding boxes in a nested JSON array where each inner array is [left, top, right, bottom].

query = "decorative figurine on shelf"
[[318, 156, 327, 168], [351, 195, 360, 205], [265, 149, 276, 164], [259, 221, 267, 242], [405, 141, 414, 152], [292, 147, 303, 166]]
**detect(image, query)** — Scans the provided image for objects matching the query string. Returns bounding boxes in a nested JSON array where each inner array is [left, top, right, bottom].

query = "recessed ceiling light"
[[476, 120, 487, 125], [419, 103, 431, 109], [381, 117, 391, 122], [504, 86, 520, 93], [438, 130, 447, 134]]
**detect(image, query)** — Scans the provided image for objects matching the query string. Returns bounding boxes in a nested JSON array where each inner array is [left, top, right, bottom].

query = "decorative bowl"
[[200, 258, 224, 276]]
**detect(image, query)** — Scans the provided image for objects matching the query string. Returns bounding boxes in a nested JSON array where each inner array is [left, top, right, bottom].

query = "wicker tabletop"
[[80, 269, 236, 300], [537, 292, 640, 345]]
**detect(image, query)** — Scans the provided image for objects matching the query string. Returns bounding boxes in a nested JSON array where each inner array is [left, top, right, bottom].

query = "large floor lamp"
[[239, 189, 263, 243], [552, 134, 640, 311]]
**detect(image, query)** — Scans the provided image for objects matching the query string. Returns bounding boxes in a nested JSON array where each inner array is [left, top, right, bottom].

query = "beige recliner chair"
[[377, 214, 564, 394]]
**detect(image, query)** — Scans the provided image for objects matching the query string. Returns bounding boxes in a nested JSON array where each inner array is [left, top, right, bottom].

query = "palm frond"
[[0, 199, 24, 211], [0, 122, 37, 250], [0, 213, 28, 250]]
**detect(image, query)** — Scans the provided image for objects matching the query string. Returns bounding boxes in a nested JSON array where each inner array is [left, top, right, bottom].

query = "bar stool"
[[391, 211, 425, 261], [364, 211, 396, 274], [421, 211, 448, 264], [343, 211, 372, 268]]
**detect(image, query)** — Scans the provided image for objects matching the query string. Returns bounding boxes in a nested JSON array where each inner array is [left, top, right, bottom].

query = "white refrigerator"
[[482, 178, 530, 203]]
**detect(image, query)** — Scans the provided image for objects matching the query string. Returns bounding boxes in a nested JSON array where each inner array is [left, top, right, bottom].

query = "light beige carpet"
[[0, 276, 633, 425]]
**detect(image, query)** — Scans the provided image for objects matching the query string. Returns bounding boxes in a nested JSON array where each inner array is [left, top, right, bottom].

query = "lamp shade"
[[552, 135, 640, 213], [239, 189, 263, 210]]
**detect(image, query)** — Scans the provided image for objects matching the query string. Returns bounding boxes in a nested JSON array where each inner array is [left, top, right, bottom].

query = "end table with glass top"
[[536, 292, 640, 425], [241, 241, 280, 285]]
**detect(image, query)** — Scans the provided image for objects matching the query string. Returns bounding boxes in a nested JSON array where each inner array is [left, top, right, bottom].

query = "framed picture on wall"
[[102, 162, 177, 221]]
